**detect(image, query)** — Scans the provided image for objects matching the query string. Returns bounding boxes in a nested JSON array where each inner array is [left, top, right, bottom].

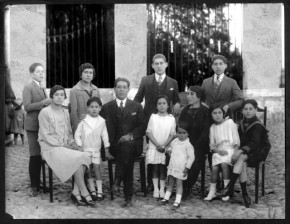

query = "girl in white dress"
[[204, 105, 240, 201], [74, 96, 110, 201], [146, 95, 176, 198], [160, 122, 195, 209]]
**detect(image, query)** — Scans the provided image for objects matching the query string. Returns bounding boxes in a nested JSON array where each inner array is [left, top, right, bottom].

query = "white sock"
[[152, 178, 159, 192], [164, 191, 172, 200], [96, 180, 103, 194], [175, 194, 182, 203], [72, 180, 80, 195], [224, 179, 230, 188], [88, 178, 96, 193], [208, 183, 217, 195], [159, 180, 165, 193]]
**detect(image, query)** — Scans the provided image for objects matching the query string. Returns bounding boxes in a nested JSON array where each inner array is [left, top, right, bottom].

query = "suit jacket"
[[100, 99, 146, 145], [201, 75, 244, 112], [134, 74, 180, 121], [22, 81, 47, 131]]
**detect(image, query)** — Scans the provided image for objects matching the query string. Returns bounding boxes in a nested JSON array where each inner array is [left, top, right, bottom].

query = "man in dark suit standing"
[[201, 54, 244, 116], [134, 54, 181, 191], [100, 77, 146, 207]]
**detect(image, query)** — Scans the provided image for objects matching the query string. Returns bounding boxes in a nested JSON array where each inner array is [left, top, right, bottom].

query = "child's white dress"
[[74, 115, 110, 165], [209, 118, 240, 166], [146, 113, 176, 165], [167, 138, 195, 180]]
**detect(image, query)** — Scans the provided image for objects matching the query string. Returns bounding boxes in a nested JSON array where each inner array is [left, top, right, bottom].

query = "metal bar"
[[53, 28, 57, 86], [89, 17, 92, 63], [208, 7, 211, 75], [71, 25, 75, 86], [95, 13, 98, 85], [180, 6, 183, 91], [167, 4, 170, 76], [59, 28, 62, 86], [194, 4, 197, 84], [65, 26, 68, 87], [187, 5, 190, 87], [154, 4, 156, 54], [47, 28, 50, 87], [161, 5, 163, 54], [147, 4, 151, 75], [201, 4, 204, 80], [106, 10, 111, 86], [77, 20, 80, 69], [101, 8, 105, 85], [83, 19, 86, 63], [228, 4, 230, 57], [173, 5, 176, 79]]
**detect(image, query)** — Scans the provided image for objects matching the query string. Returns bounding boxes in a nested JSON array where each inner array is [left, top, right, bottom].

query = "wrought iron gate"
[[46, 4, 114, 88]]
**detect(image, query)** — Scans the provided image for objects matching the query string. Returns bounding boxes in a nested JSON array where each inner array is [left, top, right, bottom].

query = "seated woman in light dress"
[[38, 85, 94, 207]]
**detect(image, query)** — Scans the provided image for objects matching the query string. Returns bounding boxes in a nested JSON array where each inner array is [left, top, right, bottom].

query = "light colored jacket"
[[69, 81, 101, 133], [74, 115, 110, 151]]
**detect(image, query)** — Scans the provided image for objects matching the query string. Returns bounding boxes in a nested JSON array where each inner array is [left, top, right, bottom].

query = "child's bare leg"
[[159, 164, 166, 197], [20, 134, 24, 146], [174, 179, 183, 205], [162, 175, 175, 201], [14, 134, 18, 145], [204, 165, 219, 200], [93, 164, 104, 199], [221, 163, 231, 201], [152, 164, 160, 197], [87, 164, 97, 197]]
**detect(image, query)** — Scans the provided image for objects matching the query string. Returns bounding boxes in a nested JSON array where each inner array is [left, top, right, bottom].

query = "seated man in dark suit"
[[100, 77, 146, 207]]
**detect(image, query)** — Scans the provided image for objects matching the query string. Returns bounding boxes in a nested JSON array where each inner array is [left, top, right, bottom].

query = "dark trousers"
[[110, 140, 143, 198], [183, 154, 206, 191], [26, 130, 42, 188]]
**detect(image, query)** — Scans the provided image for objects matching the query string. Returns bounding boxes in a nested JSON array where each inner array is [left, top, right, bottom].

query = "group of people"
[[22, 53, 271, 210]]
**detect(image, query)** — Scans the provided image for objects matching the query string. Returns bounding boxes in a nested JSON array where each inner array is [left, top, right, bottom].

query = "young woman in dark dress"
[[216, 99, 271, 207]]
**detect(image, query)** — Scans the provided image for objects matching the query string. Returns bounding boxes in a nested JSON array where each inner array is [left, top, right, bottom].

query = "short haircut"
[[242, 99, 258, 109], [87, 96, 102, 107], [29, 63, 43, 73], [152, 54, 167, 63], [188, 85, 203, 99], [177, 121, 190, 133], [50, 85, 67, 99], [209, 105, 225, 117], [114, 77, 130, 88], [155, 94, 171, 113], [211, 54, 228, 64], [79, 63, 96, 79]]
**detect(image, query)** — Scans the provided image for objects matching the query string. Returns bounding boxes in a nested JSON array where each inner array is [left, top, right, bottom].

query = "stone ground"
[[5, 123, 285, 219]]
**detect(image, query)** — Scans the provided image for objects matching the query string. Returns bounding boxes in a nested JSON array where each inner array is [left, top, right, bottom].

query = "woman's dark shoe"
[[96, 193, 105, 201], [171, 202, 180, 210], [90, 191, 97, 201], [121, 197, 133, 208], [30, 187, 37, 197], [159, 199, 169, 205], [71, 194, 87, 206], [243, 195, 253, 208], [216, 186, 233, 197], [81, 195, 96, 207]]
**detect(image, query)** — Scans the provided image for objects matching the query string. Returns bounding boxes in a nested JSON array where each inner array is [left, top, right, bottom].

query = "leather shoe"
[[215, 186, 233, 197], [243, 195, 253, 208], [121, 198, 133, 208], [146, 183, 154, 192]]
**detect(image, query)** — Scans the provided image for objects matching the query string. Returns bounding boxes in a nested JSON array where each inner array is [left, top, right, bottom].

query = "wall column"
[[115, 4, 147, 99], [242, 3, 284, 123]]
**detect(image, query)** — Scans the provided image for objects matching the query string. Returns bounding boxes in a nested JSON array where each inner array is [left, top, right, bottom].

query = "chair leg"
[[108, 160, 114, 200], [262, 163, 265, 196], [49, 167, 53, 203], [255, 165, 259, 204], [201, 160, 205, 198], [140, 158, 146, 197], [42, 161, 46, 192]]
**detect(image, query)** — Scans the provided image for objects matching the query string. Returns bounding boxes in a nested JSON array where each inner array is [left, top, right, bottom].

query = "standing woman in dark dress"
[[22, 63, 52, 196], [216, 99, 271, 207]]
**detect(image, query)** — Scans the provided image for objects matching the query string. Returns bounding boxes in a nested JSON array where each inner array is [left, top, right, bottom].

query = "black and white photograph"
[[0, 0, 287, 220]]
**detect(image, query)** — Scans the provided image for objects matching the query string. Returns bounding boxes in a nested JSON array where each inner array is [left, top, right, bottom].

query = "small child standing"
[[204, 105, 240, 201], [146, 95, 176, 199], [74, 96, 110, 201], [10, 98, 25, 146], [160, 121, 195, 210]]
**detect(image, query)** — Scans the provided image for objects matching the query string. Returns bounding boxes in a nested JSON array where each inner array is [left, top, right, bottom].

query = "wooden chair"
[[107, 154, 146, 200]]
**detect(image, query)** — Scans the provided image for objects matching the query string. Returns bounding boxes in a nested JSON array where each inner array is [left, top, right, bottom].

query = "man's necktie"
[[120, 100, 124, 111], [216, 76, 221, 86], [158, 76, 162, 86]]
